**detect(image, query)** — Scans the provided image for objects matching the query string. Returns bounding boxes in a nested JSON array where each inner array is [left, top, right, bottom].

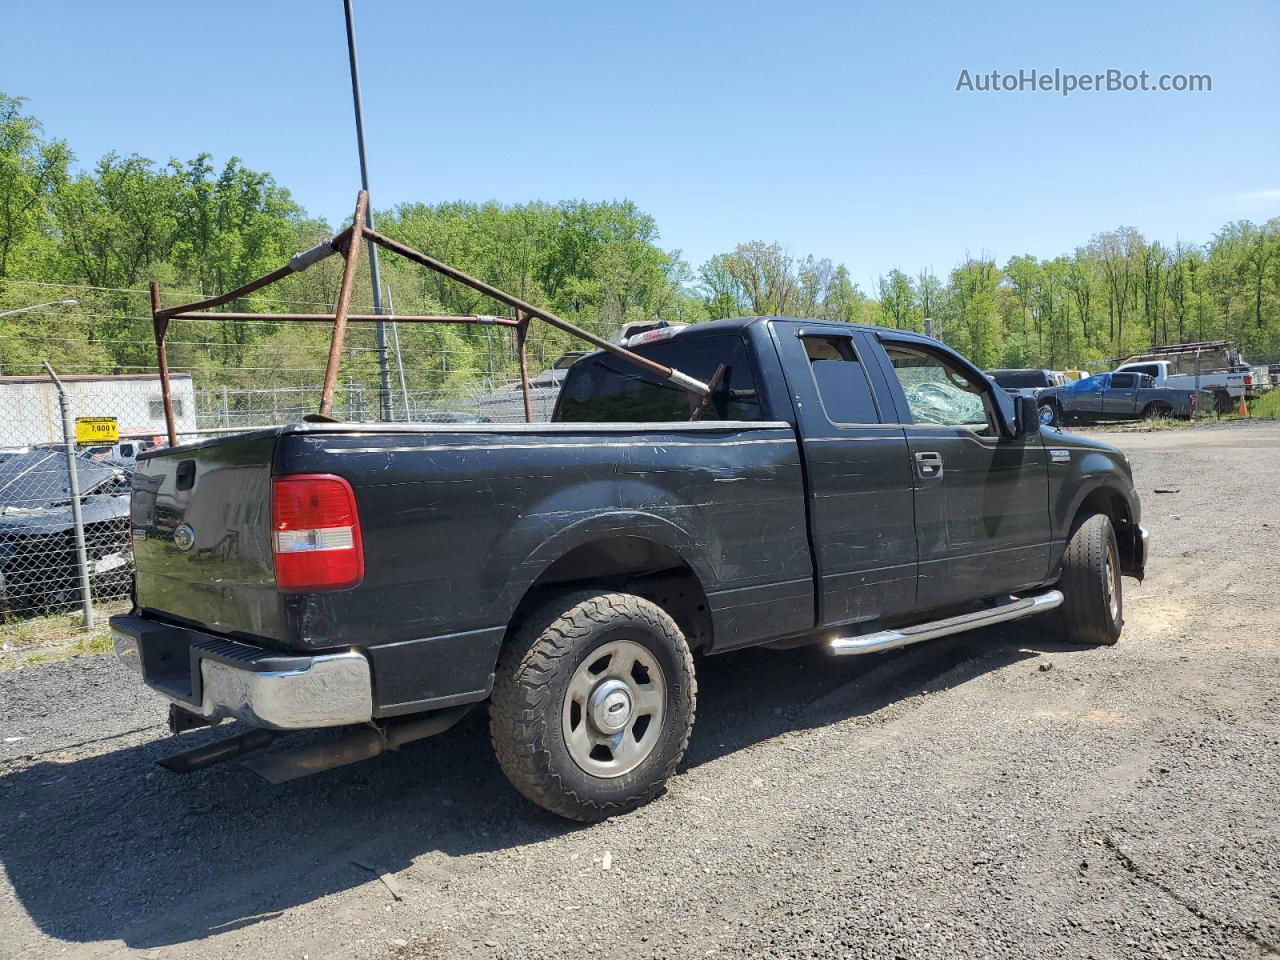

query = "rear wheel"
[[1054, 514, 1123, 646], [1142, 401, 1172, 420], [490, 591, 696, 821]]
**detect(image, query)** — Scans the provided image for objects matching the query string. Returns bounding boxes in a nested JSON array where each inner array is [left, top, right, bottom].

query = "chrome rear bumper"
[[110, 614, 372, 730]]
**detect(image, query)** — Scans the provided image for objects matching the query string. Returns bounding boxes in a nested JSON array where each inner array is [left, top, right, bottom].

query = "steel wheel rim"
[[561, 639, 666, 779], [1104, 544, 1120, 622]]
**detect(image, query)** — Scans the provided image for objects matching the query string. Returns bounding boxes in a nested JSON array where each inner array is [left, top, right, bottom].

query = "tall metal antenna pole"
[[385, 283, 412, 420], [343, 0, 393, 421]]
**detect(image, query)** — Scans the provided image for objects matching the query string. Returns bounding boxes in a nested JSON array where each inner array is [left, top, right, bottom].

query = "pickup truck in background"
[[1112, 359, 1251, 411], [986, 368, 1067, 400], [111, 318, 1149, 821], [477, 351, 587, 422], [1036, 371, 1194, 426]]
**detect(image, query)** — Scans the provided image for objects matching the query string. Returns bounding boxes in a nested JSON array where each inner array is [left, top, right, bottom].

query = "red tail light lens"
[[271, 475, 364, 591]]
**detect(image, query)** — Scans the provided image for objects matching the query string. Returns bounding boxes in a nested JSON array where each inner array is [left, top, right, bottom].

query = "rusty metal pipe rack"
[[148, 190, 711, 446]]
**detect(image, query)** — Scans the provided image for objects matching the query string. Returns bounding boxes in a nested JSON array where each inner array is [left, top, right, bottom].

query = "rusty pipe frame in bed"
[[148, 189, 712, 444]]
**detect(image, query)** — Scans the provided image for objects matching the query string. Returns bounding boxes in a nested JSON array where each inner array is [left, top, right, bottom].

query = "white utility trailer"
[[0, 373, 196, 449]]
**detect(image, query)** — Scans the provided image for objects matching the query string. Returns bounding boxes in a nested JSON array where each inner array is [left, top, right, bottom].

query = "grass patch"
[[0, 600, 128, 671], [1082, 415, 1199, 433], [1249, 390, 1280, 419]]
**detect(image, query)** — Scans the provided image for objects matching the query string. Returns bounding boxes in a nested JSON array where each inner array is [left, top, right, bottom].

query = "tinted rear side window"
[[803, 336, 881, 424], [1111, 374, 1137, 388], [555, 335, 762, 422]]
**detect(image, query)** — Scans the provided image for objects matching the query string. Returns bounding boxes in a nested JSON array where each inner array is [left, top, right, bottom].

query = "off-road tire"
[[490, 590, 696, 821], [1054, 513, 1123, 646]]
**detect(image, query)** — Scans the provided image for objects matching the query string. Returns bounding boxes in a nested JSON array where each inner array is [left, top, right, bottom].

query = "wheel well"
[[508, 537, 713, 652], [1071, 487, 1133, 538]]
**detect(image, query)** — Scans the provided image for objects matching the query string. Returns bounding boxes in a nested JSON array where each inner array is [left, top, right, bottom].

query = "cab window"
[[884, 345, 993, 434], [1070, 374, 1107, 392], [802, 335, 881, 424], [555, 335, 762, 423]]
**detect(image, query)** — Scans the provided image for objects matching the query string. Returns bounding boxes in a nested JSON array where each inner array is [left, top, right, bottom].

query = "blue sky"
[[4, 0, 1278, 292]]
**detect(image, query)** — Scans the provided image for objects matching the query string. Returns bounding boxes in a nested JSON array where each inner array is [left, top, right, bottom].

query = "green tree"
[[877, 269, 918, 329], [0, 93, 69, 278]]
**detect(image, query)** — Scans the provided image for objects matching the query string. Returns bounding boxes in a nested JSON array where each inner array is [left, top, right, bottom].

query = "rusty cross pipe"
[[515, 310, 534, 423], [164, 311, 520, 326], [155, 232, 347, 322], [149, 281, 179, 447], [319, 191, 370, 418]]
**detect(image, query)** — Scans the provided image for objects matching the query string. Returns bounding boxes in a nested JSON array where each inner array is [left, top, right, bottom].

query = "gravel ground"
[[1, 420, 1278, 960]]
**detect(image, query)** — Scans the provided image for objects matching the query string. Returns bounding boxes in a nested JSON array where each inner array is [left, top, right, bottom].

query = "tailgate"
[[131, 432, 282, 642]]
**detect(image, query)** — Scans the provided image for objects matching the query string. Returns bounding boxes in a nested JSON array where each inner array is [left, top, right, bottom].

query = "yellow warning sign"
[[74, 416, 119, 446]]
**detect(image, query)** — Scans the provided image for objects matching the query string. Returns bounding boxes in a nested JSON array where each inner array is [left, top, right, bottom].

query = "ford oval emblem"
[[173, 524, 196, 552]]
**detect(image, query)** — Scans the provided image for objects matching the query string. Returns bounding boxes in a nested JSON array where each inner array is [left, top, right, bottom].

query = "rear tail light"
[[1244, 374, 1253, 386], [271, 474, 364, 591]]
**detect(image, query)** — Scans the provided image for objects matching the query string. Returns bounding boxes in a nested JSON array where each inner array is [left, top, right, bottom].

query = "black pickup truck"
[[112, 318, 1148, 820]]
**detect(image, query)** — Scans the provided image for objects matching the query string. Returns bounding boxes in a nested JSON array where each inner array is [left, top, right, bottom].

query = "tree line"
[[2, 91, 1277, 399]]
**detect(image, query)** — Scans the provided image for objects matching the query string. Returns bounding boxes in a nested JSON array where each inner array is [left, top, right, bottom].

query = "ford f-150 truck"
[[112, 318, 1149, 820], [1035, 371, 1194, 426]]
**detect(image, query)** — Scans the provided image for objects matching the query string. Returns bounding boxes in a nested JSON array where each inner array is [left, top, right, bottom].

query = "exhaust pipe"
[[241, 704, 474, 784], [158, 727, 279, 773]]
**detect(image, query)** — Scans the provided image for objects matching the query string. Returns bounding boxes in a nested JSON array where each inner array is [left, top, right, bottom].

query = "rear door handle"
[[915, 451, 943, 480]]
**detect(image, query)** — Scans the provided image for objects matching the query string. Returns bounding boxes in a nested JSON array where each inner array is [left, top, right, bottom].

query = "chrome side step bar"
[[827, 590, 1063, 656]]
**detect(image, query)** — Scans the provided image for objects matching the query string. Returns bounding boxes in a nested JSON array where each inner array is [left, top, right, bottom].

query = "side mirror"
[[1014, 394, 1040, 437]]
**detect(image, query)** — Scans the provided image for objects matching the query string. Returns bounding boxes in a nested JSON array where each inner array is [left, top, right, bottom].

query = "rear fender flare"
[[493, 508, 715, 624]]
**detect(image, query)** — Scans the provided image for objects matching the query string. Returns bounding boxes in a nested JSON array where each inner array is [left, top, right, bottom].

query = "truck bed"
[[130, 420, 813, 716]]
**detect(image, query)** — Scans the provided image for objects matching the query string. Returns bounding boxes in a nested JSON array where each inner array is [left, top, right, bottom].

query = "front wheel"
[[1038, 402, 1061, 427], [1054, 514, 1123, 646], [490, 591, 696, 821]]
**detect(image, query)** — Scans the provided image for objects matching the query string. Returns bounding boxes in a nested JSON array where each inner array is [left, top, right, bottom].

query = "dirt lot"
[[1, 421, 1278, 960]]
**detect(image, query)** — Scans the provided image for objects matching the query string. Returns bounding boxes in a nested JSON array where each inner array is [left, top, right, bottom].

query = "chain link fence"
[[0, 373, 138, 627]]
